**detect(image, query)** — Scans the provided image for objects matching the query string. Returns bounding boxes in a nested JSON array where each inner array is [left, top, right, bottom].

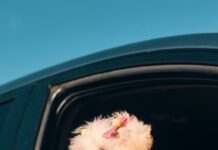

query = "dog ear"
[[69, 134, 83, 150], [140, 124, 153, 150]]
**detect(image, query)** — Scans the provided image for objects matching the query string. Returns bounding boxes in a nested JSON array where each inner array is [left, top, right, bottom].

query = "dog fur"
[[69, 111, 153, 150]]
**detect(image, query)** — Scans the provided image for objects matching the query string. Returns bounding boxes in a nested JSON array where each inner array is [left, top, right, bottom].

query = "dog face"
[[69, 112, 153, 150]]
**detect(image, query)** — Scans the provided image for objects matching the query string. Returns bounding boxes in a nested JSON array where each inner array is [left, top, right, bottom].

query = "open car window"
[[38, 64, 218, 150]]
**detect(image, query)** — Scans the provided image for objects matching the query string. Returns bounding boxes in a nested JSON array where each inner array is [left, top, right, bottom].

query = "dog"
[[69, 111, 153, 150]]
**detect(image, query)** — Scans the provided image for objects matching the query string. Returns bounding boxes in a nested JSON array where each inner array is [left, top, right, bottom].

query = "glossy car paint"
[[1, 33, 218, 149]]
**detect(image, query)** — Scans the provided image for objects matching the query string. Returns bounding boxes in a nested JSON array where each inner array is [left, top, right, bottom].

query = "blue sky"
[[1, 0, 218, 85]]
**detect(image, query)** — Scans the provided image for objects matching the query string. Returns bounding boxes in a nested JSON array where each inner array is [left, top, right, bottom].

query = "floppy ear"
[[139, 124, 153, 150], [68, 142, 81, 150], [69, 132, 83, 150], [69, 123, 89, 150]]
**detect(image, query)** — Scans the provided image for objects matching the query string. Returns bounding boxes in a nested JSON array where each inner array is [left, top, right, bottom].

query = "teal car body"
[[1, 33, 218, 150]]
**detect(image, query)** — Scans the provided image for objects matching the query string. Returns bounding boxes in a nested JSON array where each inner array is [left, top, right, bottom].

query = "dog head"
[[69, 111, 153, 150]]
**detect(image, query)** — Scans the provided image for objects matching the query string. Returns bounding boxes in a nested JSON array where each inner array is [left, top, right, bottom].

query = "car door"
[[1, 34, 218, 150]]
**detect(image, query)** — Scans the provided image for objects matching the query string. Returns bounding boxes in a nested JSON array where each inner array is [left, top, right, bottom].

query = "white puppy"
[[69, 111, 153, 150]]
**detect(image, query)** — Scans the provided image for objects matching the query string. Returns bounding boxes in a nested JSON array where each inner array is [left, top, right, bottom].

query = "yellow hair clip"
[[81, 128, 88, 135], [113, 118, 121, 128], [103, 116, 128, 138]]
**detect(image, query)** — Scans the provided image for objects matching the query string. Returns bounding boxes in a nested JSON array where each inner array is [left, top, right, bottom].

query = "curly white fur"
[[69, 111, 153, 150]]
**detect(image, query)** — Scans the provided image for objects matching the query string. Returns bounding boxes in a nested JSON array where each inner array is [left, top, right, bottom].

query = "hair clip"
[[103, 116, 128, 138], [81, 128, 88, 135]]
